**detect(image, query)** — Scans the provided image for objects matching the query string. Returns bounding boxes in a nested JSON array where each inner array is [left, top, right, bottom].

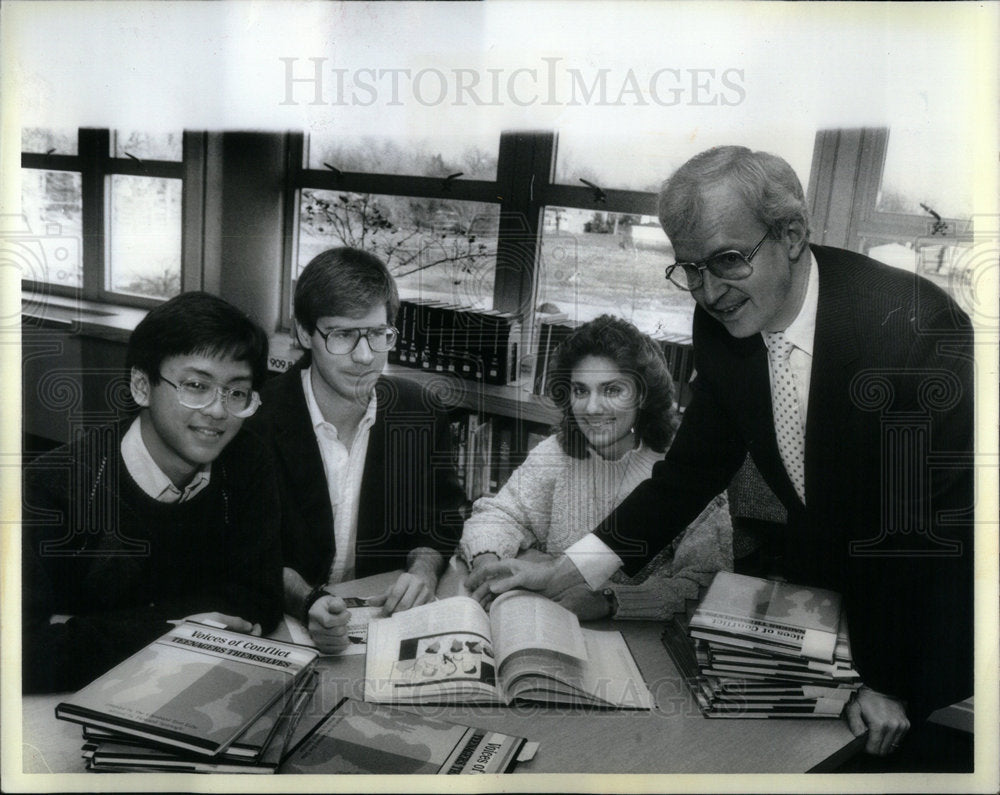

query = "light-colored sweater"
[[459, 435, 733, 620]]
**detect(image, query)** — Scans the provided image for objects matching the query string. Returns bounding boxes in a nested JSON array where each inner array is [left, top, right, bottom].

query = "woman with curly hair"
[[458, 315, 731, 620]]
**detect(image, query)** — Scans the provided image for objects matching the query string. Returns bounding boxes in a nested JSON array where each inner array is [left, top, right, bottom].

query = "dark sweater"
[[22, 422, 284, 693], [246, 367, 470, 587]]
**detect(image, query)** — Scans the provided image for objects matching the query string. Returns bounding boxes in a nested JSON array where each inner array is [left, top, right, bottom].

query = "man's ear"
[[783, 217, 809, 261], [294, 320, 313, 351], [130, 368, 151, 407]]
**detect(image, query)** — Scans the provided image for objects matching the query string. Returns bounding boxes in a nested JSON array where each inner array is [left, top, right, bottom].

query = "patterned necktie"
[[763, 331, 806, 504]]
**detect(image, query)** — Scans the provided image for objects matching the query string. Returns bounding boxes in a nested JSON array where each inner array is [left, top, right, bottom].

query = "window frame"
[[20, 128, 207, 308], [808, 128, 972, 255], [281, 131, 663, 332]]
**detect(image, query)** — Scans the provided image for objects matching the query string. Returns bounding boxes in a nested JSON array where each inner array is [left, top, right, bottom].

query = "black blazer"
[[596, 245, 974, 717], [247, 362, 469, 585]]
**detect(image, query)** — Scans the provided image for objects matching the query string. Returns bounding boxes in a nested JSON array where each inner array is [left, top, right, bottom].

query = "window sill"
[[22, 290, 149, 343]]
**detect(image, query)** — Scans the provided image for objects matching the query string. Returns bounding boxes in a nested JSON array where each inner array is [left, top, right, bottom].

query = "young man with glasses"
[[22, 292, 283, 692], [247, 247, 468, 654], [469, 146, 974, 761]]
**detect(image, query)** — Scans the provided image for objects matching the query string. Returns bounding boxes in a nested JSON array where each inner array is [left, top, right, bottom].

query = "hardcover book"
[[364, 592, 653, 709], [56, 621, 319, 757], [690, 572, 842, 663], [280, 697, 534, 774], [81, 669, 319, 772]]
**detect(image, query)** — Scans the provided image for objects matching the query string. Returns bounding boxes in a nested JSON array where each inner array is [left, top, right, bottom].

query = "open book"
[[364, 592, 653, 709]]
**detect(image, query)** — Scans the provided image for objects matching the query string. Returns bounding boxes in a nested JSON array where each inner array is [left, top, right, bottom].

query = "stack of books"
[[56, 621, 320, 773], [662, 572, 861, 719]]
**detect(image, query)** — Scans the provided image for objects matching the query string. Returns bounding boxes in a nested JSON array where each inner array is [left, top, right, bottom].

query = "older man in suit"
[[469, 146, 974, 758]]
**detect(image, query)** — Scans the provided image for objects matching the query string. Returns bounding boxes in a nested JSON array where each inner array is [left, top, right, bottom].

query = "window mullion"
[[280, 133, 306, 329], [181, 131, 207, 292], [493, 131, 555, 317], [78, 128, 109, 300]]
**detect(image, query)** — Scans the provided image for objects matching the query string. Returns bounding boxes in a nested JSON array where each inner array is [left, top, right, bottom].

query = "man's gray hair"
[[658, 146, 811, 248]]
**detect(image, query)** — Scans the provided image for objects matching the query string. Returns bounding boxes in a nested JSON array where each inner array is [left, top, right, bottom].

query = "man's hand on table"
[[367, 547, 442, 616], [306, 594, 351, 654], [368, 571, 435, 615], [845, 685, 910, 756]]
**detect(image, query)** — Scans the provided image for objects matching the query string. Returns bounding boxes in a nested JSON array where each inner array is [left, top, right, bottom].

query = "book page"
[[500, 630, 654, 709], [573, 629, 654, 710], [488, 591, 587, 665], [364, 597, 500, 703]]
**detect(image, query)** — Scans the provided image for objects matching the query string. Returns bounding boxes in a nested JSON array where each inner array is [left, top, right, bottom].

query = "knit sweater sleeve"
[[458, 436, 564, 562], [608, 492, 733, 620]]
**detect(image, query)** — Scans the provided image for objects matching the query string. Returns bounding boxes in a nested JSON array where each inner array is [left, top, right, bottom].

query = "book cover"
[[690, 572, 841, 662], [56, 621, 319, 757], [82, 669, 319, 773], [280, 697, 531, 774]]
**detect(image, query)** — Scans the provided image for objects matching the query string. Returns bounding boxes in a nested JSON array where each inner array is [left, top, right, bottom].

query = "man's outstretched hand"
[[465, 555, 586, 605]]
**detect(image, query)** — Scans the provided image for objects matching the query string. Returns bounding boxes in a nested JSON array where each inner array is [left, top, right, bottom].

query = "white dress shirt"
[[301, 368, 378, 586], [565, 251, 819, 587], [121, 416, 211, 503]]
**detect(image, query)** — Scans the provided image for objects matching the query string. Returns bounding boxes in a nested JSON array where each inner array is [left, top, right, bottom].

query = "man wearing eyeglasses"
[[22, 292, 283, 692], [247, 247, 468, 654], [469, 146, 973, 761]]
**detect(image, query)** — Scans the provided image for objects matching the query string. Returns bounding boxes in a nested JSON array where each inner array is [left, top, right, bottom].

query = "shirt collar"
[[121, 416, 211, 502], [300, 367, 378, 435], [781, 248, 818, 357]]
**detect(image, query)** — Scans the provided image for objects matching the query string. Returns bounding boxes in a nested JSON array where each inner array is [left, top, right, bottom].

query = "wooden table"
[[19, 569, 861, 776]]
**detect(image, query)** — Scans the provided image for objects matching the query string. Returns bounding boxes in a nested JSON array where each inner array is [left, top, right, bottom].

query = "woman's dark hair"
[[125, 291, 269, 388], [548, 315, 678, 458]]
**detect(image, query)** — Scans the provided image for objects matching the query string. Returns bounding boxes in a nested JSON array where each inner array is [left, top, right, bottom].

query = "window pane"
[[554, 129, 815, 196], [298, 190, 500, 308], [865, 240, 970, 307], [112, 130, 183, 162], [21, 127, 77, 155], [18, 169, 83, 286], [538, 207, 695, 338], [876, 128, 974, 220], [306, 133, 499, 180], [108, 175, 182, 299]]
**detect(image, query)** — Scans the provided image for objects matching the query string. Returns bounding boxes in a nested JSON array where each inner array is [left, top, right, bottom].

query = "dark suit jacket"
[[247, 361, 469, 585], [596, 245, 974, 718]]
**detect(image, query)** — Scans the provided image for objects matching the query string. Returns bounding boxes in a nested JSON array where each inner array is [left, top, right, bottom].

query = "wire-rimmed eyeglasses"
[[159, 375, 261, 418], [316, 325, 399, 355], [664, 231, 770, 291]]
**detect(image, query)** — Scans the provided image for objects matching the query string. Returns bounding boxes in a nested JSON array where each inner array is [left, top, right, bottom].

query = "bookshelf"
[[267, 334, 561, 427]]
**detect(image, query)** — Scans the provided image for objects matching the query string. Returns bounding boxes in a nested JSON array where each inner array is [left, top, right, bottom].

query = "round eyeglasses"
[[316, 325, 398, 355], [158, 376, 261, 418], [664, 230, 770, 291]]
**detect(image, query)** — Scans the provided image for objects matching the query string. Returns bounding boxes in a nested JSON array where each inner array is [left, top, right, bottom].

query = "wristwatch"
[[602, 587, 618, 618]]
